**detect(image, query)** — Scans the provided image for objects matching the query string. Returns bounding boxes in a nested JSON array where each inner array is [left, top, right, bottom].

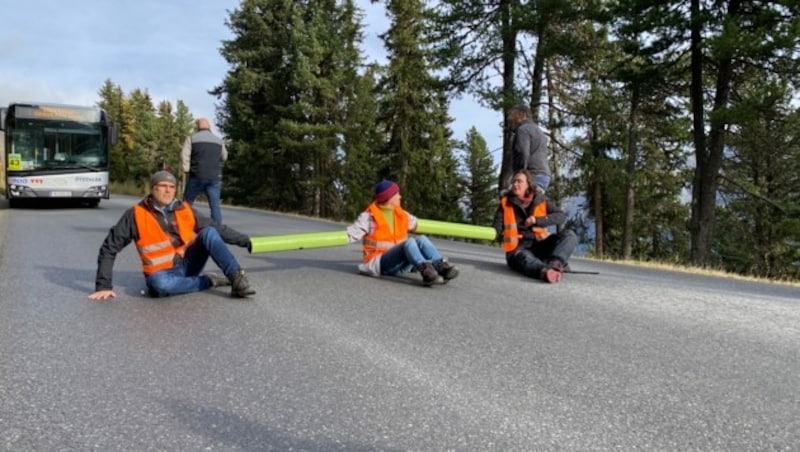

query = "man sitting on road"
[[88, 170, 256, 300]]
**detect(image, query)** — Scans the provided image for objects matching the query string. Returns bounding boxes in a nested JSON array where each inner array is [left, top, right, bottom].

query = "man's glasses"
[[154, 184, 176, 190]]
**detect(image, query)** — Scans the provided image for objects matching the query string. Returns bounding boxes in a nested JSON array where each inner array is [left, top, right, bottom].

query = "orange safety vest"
[[133, 202, 197, 275], [362, 203, 410, 262], [501, 196, 549, 252]]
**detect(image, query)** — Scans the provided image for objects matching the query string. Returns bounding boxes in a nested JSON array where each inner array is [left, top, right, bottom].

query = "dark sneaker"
[[540, 267, 562, 284], [231, 269, 256, 297], [548, 259, 564, 272], [205, 272, 231, 288], [435, 260, 460, 282], [420, 262, 440, 286]]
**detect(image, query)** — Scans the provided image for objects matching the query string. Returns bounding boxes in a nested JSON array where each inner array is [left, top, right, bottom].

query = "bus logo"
[[75, 176, 104, 183]]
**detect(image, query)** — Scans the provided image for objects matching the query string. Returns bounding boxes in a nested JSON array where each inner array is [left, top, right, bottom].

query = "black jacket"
[[94, 197, 250, 291], [493, 193, 566, 250]]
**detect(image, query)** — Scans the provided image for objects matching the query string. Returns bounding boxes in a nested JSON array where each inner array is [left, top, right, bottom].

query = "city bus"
[[0, 102, 116, 207]]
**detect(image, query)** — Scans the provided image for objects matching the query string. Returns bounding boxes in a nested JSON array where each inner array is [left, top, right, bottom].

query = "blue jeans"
[[184, 178, 223, 224], [145, 227, 241, 297], [380, 235, 442, 276], [534, 174, 551, 192]]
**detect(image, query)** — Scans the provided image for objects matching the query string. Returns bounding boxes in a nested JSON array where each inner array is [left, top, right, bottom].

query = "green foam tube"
[[250, 230, 349, 254], [416, 219, 496, 241]]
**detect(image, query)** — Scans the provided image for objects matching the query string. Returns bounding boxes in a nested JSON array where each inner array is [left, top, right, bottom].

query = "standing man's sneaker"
[[420, 262, 441, 286], [231, 269, 256, 297], [435, 260, 460, 282], [205, 272, 231, 288]]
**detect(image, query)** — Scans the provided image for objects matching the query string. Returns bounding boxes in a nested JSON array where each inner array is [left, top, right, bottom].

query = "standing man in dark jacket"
[[182, 117, 227, 224], [88, 171, 256, 300], [508, 104, 551, 192]]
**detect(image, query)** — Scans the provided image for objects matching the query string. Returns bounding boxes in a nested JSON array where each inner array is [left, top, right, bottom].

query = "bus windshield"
[[9, 119, 107, 171]]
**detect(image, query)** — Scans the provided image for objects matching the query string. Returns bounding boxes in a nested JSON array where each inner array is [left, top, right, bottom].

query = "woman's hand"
[[88, 289, 116, 301], [524, 215, 537, 228]]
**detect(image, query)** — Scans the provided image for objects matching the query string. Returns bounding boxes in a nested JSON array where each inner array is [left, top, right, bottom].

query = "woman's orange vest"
[[501, 196, 549, 252], [362, 203, 409, 262], [133, 203, 197, 275]]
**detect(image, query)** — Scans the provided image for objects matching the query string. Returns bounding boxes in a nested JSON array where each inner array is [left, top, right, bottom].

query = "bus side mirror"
[[0, 107, 6, 131], [110, 123, 119, 145]]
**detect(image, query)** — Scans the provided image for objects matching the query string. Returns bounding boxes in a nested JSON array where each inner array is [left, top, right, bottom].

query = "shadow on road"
[[0, 198, 102, 209], [162, 397, 392, 452], [39, 265, 144, 298]]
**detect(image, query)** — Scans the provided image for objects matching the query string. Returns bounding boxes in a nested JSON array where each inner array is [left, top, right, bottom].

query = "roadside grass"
[[594, 256, 800, 288], [110, 180, 204, 202], [110, 180, 148, 196]]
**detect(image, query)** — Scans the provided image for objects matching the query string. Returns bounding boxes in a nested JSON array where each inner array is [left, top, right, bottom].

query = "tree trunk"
[[689, 0, 739, 266], [498, 0, 518, 191], [529, 23, 547, 123], [622, 87, 639, 259], [591, 124, 604, 258], [546, 65, 560, 203], [592, 170, 604, 258]]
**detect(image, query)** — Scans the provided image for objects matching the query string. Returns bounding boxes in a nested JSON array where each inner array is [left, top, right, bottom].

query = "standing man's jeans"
[[145, 227, 241, 297], [184, 178, 223, 224], [533, 174, 551, 193], [380, 235, 443, 276]]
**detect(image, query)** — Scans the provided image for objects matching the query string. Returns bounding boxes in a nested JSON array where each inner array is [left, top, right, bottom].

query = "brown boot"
[[435, 260, 460, 281], [420, 262, 440, 286], [231, 269, 256, 297]]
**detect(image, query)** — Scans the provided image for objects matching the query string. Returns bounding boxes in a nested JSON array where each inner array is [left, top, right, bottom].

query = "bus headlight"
[[8, 184, 34, 197], [87, 185, 108, 196]]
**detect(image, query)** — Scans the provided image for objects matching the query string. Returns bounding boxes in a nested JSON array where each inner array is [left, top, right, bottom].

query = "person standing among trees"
[[182, 117, 227, 224], [507, 104, 551, 193]]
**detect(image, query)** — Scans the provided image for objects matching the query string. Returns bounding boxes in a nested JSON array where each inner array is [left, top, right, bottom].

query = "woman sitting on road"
[[493, 170, 577, 283], [346, 180, 459, 286]]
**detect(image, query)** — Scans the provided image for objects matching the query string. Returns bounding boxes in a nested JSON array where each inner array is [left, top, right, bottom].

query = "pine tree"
[[460, 127, 497, 227], [716, 76, 800, 279], [341, 65, 382, 220], [276, 0, 363, 217], [377, 0, 461, 219], [97, 80, 135, 183], [128, 89, 158, 184], [213, 0, 298, 209], [215, 0, 364, 214]]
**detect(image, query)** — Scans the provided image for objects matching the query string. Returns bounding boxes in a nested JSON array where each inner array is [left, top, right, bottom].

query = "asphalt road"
[[1, 196, 798, 451]]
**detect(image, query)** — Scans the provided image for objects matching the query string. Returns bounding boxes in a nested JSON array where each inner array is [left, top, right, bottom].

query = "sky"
[[0, 0, 503, 162]]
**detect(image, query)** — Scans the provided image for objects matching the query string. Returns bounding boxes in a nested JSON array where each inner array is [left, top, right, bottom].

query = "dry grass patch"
[[595, 257, 800, 288]]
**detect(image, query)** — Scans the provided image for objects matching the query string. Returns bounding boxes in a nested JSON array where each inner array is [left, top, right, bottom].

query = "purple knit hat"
[[374, 180, 400, 203]]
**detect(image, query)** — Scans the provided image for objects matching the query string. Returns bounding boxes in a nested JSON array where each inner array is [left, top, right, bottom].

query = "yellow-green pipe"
[[415, 219, 496, 241], [249, 219, 496, 254], [250, 230, 349, 254]]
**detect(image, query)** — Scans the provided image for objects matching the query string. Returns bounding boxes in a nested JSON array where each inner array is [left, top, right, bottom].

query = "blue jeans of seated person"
[[380, 235, 443, 276], [145, 227, 241, 297], [184, 178, 223, 224]]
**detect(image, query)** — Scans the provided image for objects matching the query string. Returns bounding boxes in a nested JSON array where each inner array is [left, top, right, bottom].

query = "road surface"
[[1, 196, 798, 450]]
